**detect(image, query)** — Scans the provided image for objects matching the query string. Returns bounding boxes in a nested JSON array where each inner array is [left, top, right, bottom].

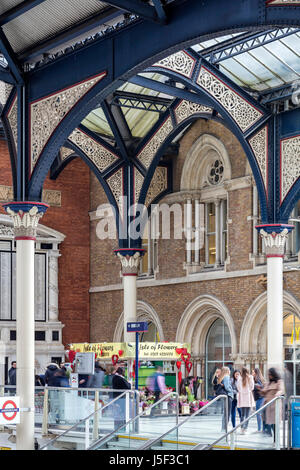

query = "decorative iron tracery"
[[30, 72, 107, 173], [174, 100, 212, 124], [137, 116, 173, 169], [153, 50, 196, 79], [68, 128, 119, 173], [196, 66, 263, 133], [248, 126, 268, 194], [280, 135, 300, 203]]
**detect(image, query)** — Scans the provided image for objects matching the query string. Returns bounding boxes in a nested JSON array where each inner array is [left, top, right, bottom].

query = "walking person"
[[112, 367, 131, 430], [258, 368, 284, 443], [217, 366, 234, 432], [237, 367, 255, 434], [151, 366, 167, 404], [231, 370, 242, 428], [86, 361, 106, 389], [252, 368, 265, 433]]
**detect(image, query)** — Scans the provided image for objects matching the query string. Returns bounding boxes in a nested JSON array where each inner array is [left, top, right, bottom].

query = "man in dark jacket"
[[44, 363, 59, 386], [8, 361, 16, 386], [112, 367, 131, 430]]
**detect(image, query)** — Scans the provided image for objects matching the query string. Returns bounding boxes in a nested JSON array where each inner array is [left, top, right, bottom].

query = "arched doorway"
[[240, 291, 300, 396], [176, 294, 236, 398]]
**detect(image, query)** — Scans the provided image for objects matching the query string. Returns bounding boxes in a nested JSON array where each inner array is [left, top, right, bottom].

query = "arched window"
[[205, 318, 232, 397], [140, 321, 159, 342], [284, 313, 300, 397]]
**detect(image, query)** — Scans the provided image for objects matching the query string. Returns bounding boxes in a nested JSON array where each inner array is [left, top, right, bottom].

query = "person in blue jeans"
[[231, 370, 242, 428], [217, 366, 234, 432], [252, 368, 265, 432]]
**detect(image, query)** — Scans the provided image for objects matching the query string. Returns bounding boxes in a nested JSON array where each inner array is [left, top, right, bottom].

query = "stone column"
[[215, 199, 221, 267], [186, 198, 192, 265], [194, 199, 200, 265], [3, 202, 48, 451], [48, 250, 60, 322], [115, 249, 144, 342], [256, 224, 294, 373]]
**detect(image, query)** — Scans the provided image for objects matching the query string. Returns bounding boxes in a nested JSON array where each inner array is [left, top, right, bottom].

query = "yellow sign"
[[291, 327, 300, 344], [70, 343, 124, 360], [127, 342, 191, 360], [70, 342, 191, 360]]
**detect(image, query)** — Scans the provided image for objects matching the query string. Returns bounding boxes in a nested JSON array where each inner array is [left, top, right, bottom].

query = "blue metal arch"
[[1, 88, 18, 198]]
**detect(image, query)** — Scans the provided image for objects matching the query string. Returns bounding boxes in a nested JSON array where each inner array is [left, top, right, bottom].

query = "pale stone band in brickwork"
[[0, 185, 61, 207]]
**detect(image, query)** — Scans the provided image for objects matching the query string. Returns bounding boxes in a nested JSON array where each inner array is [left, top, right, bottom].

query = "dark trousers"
[[222, 396, 232, 431], [240, 407, 251, 429], [231, 398, 242, 428], [154, 391, 160, 403]]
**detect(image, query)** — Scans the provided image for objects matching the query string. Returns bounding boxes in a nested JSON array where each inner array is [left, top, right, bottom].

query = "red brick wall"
[[42, 159, 90, 347], [0, 140, 90, 347]]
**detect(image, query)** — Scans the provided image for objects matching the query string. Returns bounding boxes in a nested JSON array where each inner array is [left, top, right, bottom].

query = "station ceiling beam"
[[103, 0, 166, 24], [202, 27, 300, 64]]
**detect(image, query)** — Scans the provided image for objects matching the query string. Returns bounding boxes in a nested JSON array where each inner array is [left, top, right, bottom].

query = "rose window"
[[208, 159, 224, 185]]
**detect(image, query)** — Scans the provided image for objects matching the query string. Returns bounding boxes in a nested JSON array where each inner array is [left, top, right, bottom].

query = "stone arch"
[[180, 134, 232, 191], [113, 300, 164, 342], [240, 290, 300, 355], [175, 294, 237, 357]]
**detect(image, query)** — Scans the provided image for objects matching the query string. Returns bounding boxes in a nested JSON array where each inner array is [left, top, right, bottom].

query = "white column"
[[16, 239, 35, 450], [258, 226, 292, 373], [267, 256, 284, 370], [123, 275, 137, 343], [116, 250, 143, 343], [194, 199, 200, 265], [4, 203, 47, 451], [48, 251, 60, 322], [186, 198, 192, 265], [215, 199, 221, 267]]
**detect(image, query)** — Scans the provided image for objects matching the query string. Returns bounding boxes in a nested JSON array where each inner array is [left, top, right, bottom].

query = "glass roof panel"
[[82, 107, 113, 137], [192, 29, 300, 93]]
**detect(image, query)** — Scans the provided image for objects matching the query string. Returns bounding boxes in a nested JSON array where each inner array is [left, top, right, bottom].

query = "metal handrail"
[[88, 391, 179, 450], [193, 395, 285, 451], [139, 394, 228, 450], [39, 389, 139, 450]]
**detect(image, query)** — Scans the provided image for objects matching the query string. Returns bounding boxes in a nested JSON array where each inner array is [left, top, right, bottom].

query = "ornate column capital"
[[2, 202, 49, 240], [114, 248, 145, 276], [256, 224, 294, 257]]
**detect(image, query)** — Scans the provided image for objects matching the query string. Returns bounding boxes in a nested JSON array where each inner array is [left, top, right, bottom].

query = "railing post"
[[42, 388, 49, 436], [230, 432, 235, 450], [275, 399, 281, 450], [85, 418, 90, 450], [125, 392, 130, 426], [92, 391, 99, 441]]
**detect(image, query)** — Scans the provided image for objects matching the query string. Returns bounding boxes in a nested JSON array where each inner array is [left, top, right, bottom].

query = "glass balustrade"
[[143, 395, 228, 450], [90, 392, 179, 450]]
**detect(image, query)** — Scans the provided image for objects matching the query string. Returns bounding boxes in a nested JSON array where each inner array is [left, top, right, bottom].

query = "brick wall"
[[0, 140, 90, 347]]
